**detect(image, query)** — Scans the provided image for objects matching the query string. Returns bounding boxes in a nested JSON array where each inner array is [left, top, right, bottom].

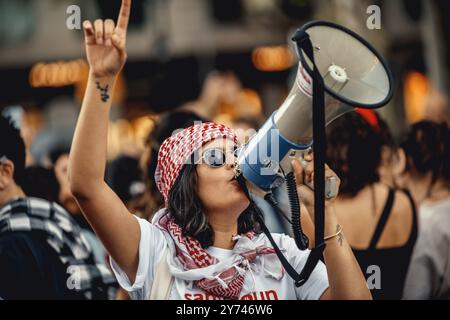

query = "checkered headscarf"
[[155, 122, 238, 204]]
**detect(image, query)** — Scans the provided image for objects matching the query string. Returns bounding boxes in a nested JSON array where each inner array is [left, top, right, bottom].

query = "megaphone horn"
[[235, 20, 394, 287], [236, 21, 394, 190]]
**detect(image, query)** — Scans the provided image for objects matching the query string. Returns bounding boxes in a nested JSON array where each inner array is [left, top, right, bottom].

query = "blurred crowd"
[[0, 70, 449, 300]]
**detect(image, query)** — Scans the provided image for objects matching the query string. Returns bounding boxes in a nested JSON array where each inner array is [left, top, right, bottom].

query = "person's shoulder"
[[420, 200, 450, 235], [0, 231, 48, 257], [0, 232, 30, 246], [1, 197, 70, 218], [390, 188, 415, 217], [422, 198, 450, 217]]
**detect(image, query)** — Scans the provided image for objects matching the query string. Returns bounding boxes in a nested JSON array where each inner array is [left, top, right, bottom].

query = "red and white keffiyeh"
[[152, 122, 284, 299], [155, 122, 239, 204], [153, 209, 284, 300]]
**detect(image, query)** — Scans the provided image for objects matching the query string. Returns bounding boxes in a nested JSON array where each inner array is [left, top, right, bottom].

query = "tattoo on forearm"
[[96, 82, 110, 102]]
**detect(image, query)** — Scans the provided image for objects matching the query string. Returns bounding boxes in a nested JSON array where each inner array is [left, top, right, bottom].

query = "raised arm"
[[69, 0, 140, 282]]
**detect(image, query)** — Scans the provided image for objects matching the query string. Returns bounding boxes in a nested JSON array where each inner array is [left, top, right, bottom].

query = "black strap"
[[237, 177, 326, 286], [402, 188, 418, 226], [369, 189, 395, 249], [257, 214, 326, 287], [237, 28, 328, 287], [400, 188, 419, 245], [256, 215, 303, 285], [291, 28, 327, 285]]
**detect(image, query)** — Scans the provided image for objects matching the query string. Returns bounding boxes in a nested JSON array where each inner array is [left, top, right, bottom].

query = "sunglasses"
[[201, 147, 239, 168]]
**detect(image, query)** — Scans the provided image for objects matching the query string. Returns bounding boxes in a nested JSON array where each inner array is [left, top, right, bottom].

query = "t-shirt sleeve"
[[277, 234, 329, 300], [110, 216, 167, 300]]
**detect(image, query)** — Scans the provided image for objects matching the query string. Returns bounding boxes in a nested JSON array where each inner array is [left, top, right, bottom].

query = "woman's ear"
[[0, 159, 15, 190], [393, 148, 407, 176]]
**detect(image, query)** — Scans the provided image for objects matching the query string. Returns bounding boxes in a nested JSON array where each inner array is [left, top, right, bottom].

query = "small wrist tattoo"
[[96, 82, 110, 102]]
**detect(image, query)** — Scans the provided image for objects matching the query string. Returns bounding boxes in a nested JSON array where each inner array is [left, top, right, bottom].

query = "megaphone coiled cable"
[[285, 172, 310, 251]]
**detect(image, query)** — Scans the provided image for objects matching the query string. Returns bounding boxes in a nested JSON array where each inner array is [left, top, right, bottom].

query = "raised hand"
[[83, 0, 131, 78]]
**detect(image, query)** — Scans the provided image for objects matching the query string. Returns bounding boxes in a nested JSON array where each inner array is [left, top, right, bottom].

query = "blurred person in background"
[[181, 71, 242, 122], [400, 121, 450, 299], [372, 113, 407, 188], [106, 154, 146, 300], [0, 116, 116, 299], [424, 90, 449, 126], [106, 155, 146, 215], [49, 147, 81, 221], [397, 121, 450, 210], [22, 166, 60, 203], [49, 147, 108, 266], [69, 0, 371, 300], [232, 116, 260, 144], [326, 111, 418, 300]]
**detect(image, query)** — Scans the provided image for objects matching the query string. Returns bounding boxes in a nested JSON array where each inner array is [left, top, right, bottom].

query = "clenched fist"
[[292, 154, 341, 221]]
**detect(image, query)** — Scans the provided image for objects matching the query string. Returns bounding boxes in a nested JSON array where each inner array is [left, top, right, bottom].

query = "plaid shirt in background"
[[0, 197, 117, 299]]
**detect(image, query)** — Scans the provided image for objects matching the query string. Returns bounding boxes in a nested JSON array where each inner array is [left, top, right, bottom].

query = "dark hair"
[[401, 121, 450, 185], [326, 111, 384, 197], [0, 116, 26, 187], [106, 155, 144, 203], [48, 146, 71, 166], [166, 156, 263, 249], [376, 114, 398, 151], [22, 166, 60, 203]]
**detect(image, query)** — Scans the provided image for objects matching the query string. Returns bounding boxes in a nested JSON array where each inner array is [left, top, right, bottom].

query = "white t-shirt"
[[403, 197, 450, 299], [110, 216, 329, 300]]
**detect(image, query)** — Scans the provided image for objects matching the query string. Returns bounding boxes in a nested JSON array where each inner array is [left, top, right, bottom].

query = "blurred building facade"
[[0, 0, 449, 163]]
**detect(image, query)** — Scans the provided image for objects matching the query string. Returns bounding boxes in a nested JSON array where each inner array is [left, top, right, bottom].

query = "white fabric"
[[150, 248, 173, 300], [110, 216, 330, 300], [148, 209, 284, 289], [403, 197, 450, 300]]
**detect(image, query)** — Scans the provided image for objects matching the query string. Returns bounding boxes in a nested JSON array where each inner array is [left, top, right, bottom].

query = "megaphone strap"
[[236, 24, 331, 289], [256, 213, 327, 288], [292, 26, 327, 285]]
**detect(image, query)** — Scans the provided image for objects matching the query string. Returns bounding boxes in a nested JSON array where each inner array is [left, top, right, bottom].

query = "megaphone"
[[236, 21, 394, 190], [235, 21, 394, 287]]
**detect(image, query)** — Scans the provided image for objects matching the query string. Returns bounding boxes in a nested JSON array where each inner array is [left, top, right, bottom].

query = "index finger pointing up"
[[117, 0, 131, 33]]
